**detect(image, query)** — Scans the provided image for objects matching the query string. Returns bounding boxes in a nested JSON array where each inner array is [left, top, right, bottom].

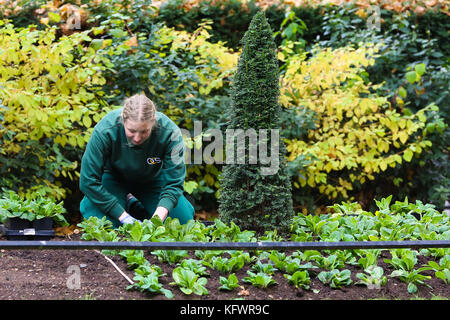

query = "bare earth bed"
[[0, 233, 448, 302]]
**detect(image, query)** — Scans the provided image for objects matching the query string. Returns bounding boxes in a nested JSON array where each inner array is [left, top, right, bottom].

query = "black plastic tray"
[[4, 217, 54, 240], [5, 228, 55, 240]]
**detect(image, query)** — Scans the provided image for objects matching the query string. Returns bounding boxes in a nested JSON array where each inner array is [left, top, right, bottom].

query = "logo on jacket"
[[147, 157, 162, 165]]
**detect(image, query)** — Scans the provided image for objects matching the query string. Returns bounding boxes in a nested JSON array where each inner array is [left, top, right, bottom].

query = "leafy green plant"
[[295, 250, 322, 263], [202, 255, 245, 274], [316, 254, 345, 271], [290, 226, 314, 242], [74, 196, 450, 296], [356, 266, 387, 289], [128, 262, 173, 299], [210, 220, 256, 242], [151, 249, 189, 265], [163, 217, 210, 242], [284, 270, 311, 290], [77, 216, 118, 242], [269, 251, 317, 274], [319, 219, 342, 241], [228, 250, 255, 265], [0, 190, 68, 226], [375, 195, 393, 214], [385, 249, 432, 294], [268, 251, 288, 270], [179, 259, 209, 277], [119, 250, 147, 269], [251, 260, 277, 275], [334, 250, 358, 266], [171, 267, 208, 296], [318, 269, 352, 289], [384, 249, 418, 272], [292, 213, 328, 237], [422, 255, 450, 285], [274, 10, 308, 60], [357, 250, 382, 270], [194, 250, 224, 262], [328, 201, 365, 216], [390, 268, 432, 294], [242, 271, 277, 288], [118, 218, 165, 242], [219, 273, 240, 291]]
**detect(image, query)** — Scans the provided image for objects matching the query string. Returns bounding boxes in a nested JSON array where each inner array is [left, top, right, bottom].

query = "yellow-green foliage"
[[155, 22, 239, 97], [0, 18, 437, 204], [151, 23, 238, 194], [0, 21, 111, 198], [279, 42, 433, 199]]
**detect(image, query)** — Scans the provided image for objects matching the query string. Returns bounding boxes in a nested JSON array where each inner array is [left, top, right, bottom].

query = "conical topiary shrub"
[[218, 11, 294, 234]]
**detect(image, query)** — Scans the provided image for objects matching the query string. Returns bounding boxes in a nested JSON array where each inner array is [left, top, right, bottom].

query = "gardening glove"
[[118, 212, 141, 225]]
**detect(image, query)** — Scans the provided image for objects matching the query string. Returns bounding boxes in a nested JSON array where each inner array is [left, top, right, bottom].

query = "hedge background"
[[0, 0, 448, 223]]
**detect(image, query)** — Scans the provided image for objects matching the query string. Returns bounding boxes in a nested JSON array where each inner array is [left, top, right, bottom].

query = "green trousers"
[[80, 172, 194, 228]]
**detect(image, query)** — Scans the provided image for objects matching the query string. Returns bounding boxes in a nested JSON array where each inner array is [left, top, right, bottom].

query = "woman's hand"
[[152, 206, 169, 222]]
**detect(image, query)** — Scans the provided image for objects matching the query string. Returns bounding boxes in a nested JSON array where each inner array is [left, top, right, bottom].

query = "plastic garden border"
[[0, 240, 449, 250]]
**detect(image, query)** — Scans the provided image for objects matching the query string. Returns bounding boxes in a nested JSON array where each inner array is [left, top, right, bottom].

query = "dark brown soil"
[[0, 233, 448, 301]]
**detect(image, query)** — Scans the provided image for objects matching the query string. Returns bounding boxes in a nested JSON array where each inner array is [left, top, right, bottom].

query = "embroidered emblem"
[[147, 157, 162, 165]]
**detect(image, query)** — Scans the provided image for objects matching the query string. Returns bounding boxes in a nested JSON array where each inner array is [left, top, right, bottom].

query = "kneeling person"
[[79, 94, 194, 227]]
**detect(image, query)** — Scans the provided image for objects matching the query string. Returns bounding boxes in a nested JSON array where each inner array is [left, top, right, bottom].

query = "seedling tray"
[[5, 229, 55, 240], [4, 217, 54, 240]]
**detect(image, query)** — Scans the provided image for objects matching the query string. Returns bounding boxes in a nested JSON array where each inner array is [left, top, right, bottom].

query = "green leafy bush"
[[316, 5, 449, 210], [0, 21, 111, 201]]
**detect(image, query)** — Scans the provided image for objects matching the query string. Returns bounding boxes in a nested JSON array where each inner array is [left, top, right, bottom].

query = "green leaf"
[[180, 287, 193, 295], [161, 288, 174, 299], [129, 223, 143, 241], [427, 261, 440, 270], [407, 282, 418, 294], [90, 39, 104, 51], [403, 149, 413, 162], [398, 86, 407, 98], [435, 270, 449, 284], [82, 115, 92, 128], [109, 28, 127, 38], [48, 12, 61, 23], [405, 71, 417, 84], [172, 268, 184, 284], [414, 63, 426, 76], [183, 181, 198, 194]]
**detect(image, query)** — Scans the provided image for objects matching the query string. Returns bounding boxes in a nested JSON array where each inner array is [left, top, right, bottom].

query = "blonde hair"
[[122, 93, 157, 123]]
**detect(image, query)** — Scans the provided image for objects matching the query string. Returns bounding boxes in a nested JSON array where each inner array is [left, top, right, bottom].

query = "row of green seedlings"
[[78, 216, 449, 297], [112, 245, 450, 297], [292, 197, 450, 243]]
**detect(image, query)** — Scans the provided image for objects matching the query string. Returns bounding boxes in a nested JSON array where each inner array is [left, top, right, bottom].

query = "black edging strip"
[[0, 240, 449, 250]]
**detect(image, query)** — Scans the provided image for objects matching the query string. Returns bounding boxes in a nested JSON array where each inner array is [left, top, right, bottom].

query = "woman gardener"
[[79, 93, 194, 227]]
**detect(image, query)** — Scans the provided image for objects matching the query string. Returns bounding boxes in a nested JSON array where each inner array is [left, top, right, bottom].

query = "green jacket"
[[79, 108, 186, 219]]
